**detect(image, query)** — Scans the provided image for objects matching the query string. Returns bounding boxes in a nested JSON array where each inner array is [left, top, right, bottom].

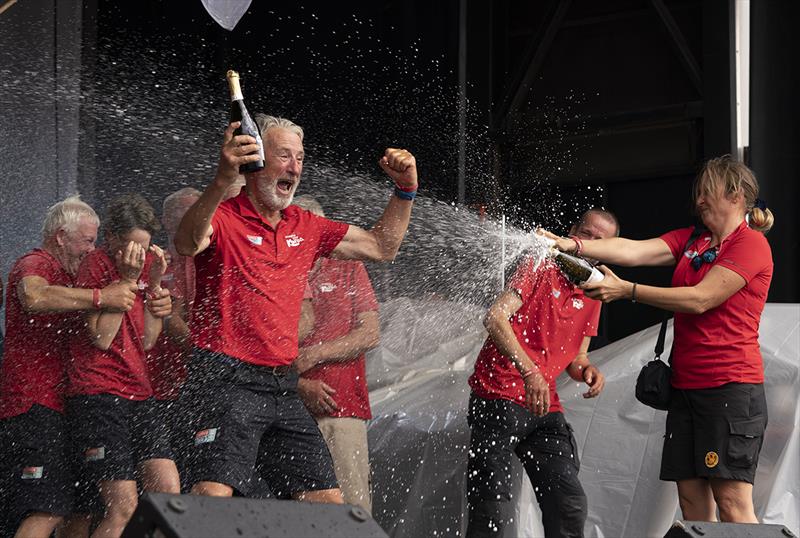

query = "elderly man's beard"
[[257, 177, 296, 211]]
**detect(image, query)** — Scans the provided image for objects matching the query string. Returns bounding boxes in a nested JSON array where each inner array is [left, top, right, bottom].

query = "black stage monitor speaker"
[[664, 520, 796, 538], [122, 493, 389, 538]]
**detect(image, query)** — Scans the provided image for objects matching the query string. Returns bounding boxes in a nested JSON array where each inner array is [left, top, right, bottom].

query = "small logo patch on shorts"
[[194, 427, 218, 445], [85, 446, 106, 462], [705, 451, 719, 468], [21, 466, 43, 479]]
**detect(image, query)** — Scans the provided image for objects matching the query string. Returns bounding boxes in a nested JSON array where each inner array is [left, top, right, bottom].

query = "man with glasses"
[[465, 208, 619, 538]]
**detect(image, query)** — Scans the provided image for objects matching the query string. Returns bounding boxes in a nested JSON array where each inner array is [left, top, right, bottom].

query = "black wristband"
[[631, 282, 638, 303]]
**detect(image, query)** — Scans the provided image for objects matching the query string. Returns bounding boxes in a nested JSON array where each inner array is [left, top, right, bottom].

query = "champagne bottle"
[[550, 249, 604, 286], [226, 70, 265, 173]]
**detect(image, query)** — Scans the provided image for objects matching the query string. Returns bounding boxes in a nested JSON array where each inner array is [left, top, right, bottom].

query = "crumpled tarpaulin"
[[367, 300, 800, 537]]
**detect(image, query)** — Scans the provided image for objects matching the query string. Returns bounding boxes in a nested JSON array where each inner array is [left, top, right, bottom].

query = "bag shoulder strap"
[[654, 225, 706, 361]]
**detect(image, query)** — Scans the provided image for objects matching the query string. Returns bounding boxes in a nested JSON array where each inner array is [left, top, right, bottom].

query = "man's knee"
[[191, 481, 233, 497]]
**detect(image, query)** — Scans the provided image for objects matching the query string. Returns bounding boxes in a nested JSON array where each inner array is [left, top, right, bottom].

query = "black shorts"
[[179, 349, 338, 497], [660, 382, 768, 484], [67, 394, 174, 485], [0, 405, 75, 524]]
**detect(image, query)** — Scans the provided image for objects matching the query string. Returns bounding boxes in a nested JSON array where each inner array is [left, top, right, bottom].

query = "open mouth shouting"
[[276, 178, 295, 196]]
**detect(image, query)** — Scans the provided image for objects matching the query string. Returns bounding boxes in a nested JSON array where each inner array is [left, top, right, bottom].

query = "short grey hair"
[[292, 195, 324, 217], [255, 113, 304, 142], [42, 195, 99, 241], [161, 187, 202, 218]]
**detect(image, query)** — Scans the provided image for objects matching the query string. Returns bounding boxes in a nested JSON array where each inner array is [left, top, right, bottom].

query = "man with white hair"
[[175, 114, 418, 503], [0, 196, 141, 537]]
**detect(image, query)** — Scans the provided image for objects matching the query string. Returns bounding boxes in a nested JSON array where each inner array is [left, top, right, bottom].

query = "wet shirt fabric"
[[0, 249, 75, 418], [660, 222, 773, 389], [191, 192, 349, 367], [147, 254, 195, 401], [67, 248, 153, 400], [301, 258, 379, 420], [469, 258, 601, 414]]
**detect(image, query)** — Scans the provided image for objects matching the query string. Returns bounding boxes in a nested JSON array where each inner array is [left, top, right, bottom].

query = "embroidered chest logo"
[[552, 289, 561, 299], [320, 283, 336, 293], [247, 235, 263, 246], [572, 298, 584, 310], [285, 234, 304, 247], [21, 466, 43, 480]]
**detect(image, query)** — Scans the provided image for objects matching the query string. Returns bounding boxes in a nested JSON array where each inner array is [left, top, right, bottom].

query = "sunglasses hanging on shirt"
[[690, 247, 718, 271]]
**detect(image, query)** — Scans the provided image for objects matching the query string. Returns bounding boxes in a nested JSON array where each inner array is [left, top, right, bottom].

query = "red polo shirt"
[[301, 259, 379, 420], [660, 222, 773, 389], [147, 254, 194, 401], [469, 258, 601, 414], [0, 249, 75, 418], [67, 248, 153, 400], [191, 192, 349, 367]]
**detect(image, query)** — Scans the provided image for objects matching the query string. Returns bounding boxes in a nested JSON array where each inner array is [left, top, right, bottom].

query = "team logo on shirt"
[[705, 451, 719, 468], [320, 283, 336, 293], [85, 446, 106, 462], [285, 234, 304, 247], [194, 427, 218, 445], [572, 298, 584, 310], [21, 466, 43, 479], [552, 289, 561, 299], [247, 235, 263, 246]]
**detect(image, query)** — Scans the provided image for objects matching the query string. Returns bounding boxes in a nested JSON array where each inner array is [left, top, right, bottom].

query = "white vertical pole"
[[500, 213, 506, 291], [457, 0, 467, 204], [734, 0, 750, 161]]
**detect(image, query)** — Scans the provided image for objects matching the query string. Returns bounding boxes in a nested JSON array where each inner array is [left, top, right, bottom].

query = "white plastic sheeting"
[[367, 300, 800, 538]]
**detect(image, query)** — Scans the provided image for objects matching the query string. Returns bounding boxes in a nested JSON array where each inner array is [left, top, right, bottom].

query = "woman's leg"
[[709, 478, 758, 523], [676, 478, 717, 521]]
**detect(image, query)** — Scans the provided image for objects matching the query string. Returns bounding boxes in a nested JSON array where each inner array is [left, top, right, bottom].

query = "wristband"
[[145, 286, 162, 301], [394, 186, 417, 200], [521, 369, 537, 380], [395, 182, 418, 193], [631, 282, 638, 303], [92, 288, 102, 309], [569, 235, 583, 256]]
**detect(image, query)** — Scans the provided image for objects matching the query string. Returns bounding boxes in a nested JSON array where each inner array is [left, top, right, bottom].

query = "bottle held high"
[[226, 70, 265, 173]]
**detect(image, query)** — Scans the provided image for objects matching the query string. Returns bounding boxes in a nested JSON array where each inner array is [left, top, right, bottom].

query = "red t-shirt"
[[147, 254, 194, 401], [469, 258, 601, 414], [0, 249, 75, 418], [67, 248, 153, 400], [191, 192, 349, 367], [660, 222, 773, 389], [301, 259, 379, 420]]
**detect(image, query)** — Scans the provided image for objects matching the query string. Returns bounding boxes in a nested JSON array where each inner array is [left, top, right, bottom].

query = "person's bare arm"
[[163, 297, 192, 350], [85, 241, 147, 350], [85, 305, 126, 351], [542, 230, 675, 267], [174, 122, 261, 257], [583, 264, 746, 314], [484, 289, 551, 416], [298, 298, 315, 343], [565, 337, 605, 398], [17, 276, 138, 313], [142, 246, 170, 350], [295, 311, 379, 373], [330, 148, 417, 262]]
